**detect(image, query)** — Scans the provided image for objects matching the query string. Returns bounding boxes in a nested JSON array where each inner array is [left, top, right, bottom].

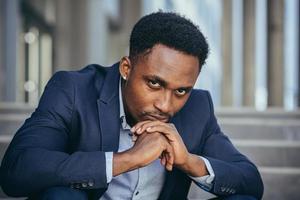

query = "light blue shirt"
[[100, 79, 215, 199]]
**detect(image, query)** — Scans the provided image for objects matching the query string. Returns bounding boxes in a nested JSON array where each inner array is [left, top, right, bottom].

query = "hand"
[[129, 131, 174, 170], [112, 130, 174, 177], [131, 121, 189, 168], [131, 121, 209, 177]]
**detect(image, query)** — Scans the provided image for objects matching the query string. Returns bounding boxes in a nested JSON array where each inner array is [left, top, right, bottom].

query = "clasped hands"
[[130, 120, 189, 171]]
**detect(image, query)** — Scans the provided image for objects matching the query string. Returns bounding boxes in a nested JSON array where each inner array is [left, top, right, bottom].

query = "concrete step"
[[0, 114, 28, 136], [220, 119, 300, 140], [0, 103, 34, 115], [216, 108, 300, 120], [0, 136, 11, 161], [233, 139, 300, 167], [260, 167, 300, 200], [188, 182, 217, 200], [188, 167, 300, 200]]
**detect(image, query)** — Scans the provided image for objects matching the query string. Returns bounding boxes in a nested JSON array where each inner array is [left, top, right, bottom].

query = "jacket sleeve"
[[202, 91, 264, 199], [0, 72, 108, 197]]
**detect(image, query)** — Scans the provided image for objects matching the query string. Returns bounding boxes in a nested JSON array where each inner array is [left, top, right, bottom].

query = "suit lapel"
[[97, 64, 120, 152]]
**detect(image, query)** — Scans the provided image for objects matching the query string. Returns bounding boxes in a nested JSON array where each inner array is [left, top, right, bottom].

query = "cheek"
[[126, 81, 154, 112]]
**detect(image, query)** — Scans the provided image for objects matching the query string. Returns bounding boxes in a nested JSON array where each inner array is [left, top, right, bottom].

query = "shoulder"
[[48, 63, 119, 89], [187, 89, 212, 108], [53, 63, 117, 81], [178, 89, 213, 118]]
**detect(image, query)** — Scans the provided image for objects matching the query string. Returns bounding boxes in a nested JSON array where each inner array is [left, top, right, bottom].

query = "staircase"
[[1, 105, 300, 199], [188, 108, 300, 200], [217, 108, 300, 200]]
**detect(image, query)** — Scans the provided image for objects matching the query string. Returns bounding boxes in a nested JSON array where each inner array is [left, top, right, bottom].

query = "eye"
[[175, 89, 187, 96], [148, 80, 161, 88]]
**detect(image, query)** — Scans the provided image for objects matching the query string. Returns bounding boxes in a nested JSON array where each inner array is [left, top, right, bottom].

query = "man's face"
[[120, 44, 200, 125]]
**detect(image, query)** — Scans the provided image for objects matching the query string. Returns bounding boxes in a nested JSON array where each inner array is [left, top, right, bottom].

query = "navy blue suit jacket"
[[0, 63, 263, 199]]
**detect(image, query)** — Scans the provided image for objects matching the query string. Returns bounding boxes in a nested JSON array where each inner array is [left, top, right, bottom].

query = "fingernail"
[[146, 127, 151, 131], [132, 135, 137, 141], [137, 128, 141, 133]]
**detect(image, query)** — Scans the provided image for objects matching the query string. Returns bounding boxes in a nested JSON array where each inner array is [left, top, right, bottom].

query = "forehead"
[[135, 44, 199, 87]]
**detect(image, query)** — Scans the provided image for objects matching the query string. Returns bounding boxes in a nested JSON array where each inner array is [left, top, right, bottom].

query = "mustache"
[[142, 111, 171, 119]]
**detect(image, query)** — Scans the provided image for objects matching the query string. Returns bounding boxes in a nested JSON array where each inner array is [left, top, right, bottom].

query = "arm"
[[0, 72, 107, 197], [131, 91, 264, 199], [113, 131, 174, 176], [131, 121, 209, 177], [201, 91, 264, 199]]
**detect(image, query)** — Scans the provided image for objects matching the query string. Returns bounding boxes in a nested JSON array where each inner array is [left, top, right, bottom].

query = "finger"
[[132, 134, 138, 142], [166, 144, 174, 166], [160, 153, 166, 166], [162, 154, 172, 170], [131, 120, 152, 133], [134, 121, 159, 134], [146, 125, 177, 142], [165, 144, 174, 171], [135, 121, 164, 135], [166, 162, 173, 171]]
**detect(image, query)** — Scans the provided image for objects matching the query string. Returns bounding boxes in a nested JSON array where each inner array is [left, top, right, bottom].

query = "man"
[[0, 12, 263, 199]]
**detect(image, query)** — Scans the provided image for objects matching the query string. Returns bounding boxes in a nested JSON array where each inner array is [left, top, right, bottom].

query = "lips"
[[146, 114, 169, 122]]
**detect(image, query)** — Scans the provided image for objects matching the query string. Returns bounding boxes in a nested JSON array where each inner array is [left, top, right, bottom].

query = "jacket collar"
[[97, 63, 121, 152]]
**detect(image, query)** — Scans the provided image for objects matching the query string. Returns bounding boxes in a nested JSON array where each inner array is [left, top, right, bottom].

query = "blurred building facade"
[[0, 0, 300, 199], [0, 0, 299, 110]]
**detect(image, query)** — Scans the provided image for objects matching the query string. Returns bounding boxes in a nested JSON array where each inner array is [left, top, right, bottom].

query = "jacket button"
[[88, 181, 94, 187], [82, 182, 87, 188]]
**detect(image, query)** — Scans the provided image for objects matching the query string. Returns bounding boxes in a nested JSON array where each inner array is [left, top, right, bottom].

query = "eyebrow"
[[143, 75, 194, 91]]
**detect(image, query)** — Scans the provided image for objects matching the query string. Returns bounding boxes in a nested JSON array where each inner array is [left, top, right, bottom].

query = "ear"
[[119, 57, 132, 81]]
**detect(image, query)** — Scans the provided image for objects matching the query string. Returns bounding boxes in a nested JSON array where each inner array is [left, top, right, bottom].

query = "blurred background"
[[0, 0, 299, 199]]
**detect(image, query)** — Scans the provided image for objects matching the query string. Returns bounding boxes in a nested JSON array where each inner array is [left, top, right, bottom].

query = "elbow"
[[246, 165, 264, 199], [0, 169, 30, 197], [254, 170, 264, 199], [0, 153, 31, 197], [1, 179, 24, 197]]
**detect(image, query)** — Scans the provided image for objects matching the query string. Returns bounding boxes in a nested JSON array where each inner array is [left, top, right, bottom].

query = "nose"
[[154, 91, 173, 114]]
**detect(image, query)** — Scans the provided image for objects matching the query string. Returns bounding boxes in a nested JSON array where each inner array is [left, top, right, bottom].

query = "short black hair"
[[129, 11, 209, 69]]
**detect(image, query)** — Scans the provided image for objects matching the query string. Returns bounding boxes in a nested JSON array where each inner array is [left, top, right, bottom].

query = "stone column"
[[267, 0, 284, 107], [106, 0, 142, 64], [55, 0, 88, 70], [0, 0, 4, 101], [243, 0, 256, 106], [298, 1, 300, 107], [221, 0, 233, 106], [1, 0, 19, 102]]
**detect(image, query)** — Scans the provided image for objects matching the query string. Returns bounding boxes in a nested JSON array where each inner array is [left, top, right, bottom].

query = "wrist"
[[112, 150, 140, 176], [178, 153, 208, 177], [177, 153, 193, 172]]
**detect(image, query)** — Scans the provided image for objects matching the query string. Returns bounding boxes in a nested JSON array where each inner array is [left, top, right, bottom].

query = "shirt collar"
[[119, 78, 131, 130]]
